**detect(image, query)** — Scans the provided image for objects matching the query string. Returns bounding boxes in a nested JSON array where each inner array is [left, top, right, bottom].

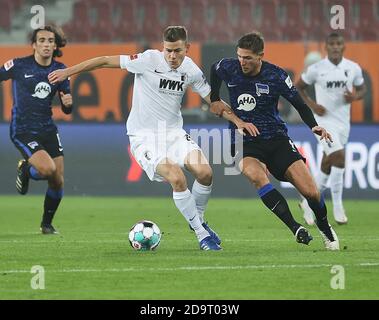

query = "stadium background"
[[0, 0, 378, 199]]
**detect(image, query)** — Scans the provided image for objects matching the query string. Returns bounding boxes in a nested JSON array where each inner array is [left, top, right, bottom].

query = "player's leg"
[[184, 149, 212, 224], [240, 157, 310, 243], [40, 156, 64, 234], [156, 158, 220, 250], [184, 149, 221, 244], [35, 131, 65, 234], [285, 160, 339, 250], [299, 152, 331, 226], [12, 134, 48, 194], [327, 149, 347, 224], [315, 128, 347, 224]]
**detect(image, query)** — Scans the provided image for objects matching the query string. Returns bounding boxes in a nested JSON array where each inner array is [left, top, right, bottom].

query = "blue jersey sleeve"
[[277, 67, 298, 101], [0, 59, 18, 81], [58, 78, 71, 94], [214, 59, 230, 82]]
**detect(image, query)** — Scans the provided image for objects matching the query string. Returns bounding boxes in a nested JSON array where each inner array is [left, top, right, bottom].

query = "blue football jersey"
[[214, 58, 298, 143], [0, 55, 70, 135]]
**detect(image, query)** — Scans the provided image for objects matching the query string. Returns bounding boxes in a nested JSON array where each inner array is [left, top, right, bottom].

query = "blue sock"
[[258, 183, 300, 234], [42, 188, 63, 225], [28, 166, 45, 180], [306, 196, 333, 240]]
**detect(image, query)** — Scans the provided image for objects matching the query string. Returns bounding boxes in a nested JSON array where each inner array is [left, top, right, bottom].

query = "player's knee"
[[242, 166, 265, 184], [54, 175, 64, 189], [38, 163, 57, 177], [195, 166, 213, 185], [167, 167, 186, 189]]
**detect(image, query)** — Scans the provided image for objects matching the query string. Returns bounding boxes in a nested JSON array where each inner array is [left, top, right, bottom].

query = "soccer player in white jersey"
[[296, 33, 366, 225], [48, 26, 255, 251]]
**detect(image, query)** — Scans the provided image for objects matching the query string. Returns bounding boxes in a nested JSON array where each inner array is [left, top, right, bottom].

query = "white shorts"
[[129, 130, 201, 182], [315, 127, 348, 155]]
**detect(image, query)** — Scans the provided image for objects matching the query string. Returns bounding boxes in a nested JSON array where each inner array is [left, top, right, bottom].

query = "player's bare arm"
[[344, 83, 367, 103], [48, 55, 120, 84], [296, 78, 326, 116], [59, 92, 72, 107]]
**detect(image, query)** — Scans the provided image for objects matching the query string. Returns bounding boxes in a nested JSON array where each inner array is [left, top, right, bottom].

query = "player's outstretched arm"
[[48, 55, 120, 84], [312, 126, 333, 144]]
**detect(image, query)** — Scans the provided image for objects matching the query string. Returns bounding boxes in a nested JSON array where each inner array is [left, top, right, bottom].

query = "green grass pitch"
[[0, 196, 378, 299]]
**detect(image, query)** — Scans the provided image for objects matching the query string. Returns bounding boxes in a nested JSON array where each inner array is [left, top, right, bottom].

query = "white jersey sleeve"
[[301, 64, 318, 85], [353, 63, 364, 87], [119, 50, 155, 74], [189, 65, 211, 98]]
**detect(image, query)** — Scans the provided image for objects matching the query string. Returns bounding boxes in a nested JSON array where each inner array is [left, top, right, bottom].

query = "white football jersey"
[[120, 50, 210, 135], [301, 57, 364, 133]]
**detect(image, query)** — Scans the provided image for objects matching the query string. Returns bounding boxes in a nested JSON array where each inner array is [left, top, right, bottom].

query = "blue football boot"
[[202, 222, 221, 245], [199, 236, 222, 251]]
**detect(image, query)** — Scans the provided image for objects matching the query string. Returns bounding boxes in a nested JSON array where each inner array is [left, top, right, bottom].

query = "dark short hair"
[[326, 32, 344, 43], [30, 25, 67, 57], [163, 26, 188, 42], [237, 31, 264, 55]]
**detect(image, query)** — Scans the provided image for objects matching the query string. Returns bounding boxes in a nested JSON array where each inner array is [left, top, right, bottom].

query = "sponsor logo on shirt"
[[130, 54, 138, 60], [28, 141, 39, 150], [32, 82, 51, 99], [255, 83, 270, 96], [4, 59, 14, 71], [237, 94, 256, 112], [159, 79, 184, 92], [326, 81, 347, 89], [285, 75, 293, 89]]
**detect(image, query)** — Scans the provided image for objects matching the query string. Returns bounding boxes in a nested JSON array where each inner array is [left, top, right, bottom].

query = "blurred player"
[[297, 32, 366, 225], [0, 25, 73, 234], [49, 26, 254, 250], [210, 32, 340, 250]]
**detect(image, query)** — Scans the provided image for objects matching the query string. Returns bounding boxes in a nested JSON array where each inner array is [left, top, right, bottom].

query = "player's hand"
[[312, 126, 333, 144], [210, 100, 232, 117], [236, 120, 260, 137], [48, 69, 68, 84], [344, 90, 356, 103], [313, 103, 326, 116], [60, 92, 72, 107]]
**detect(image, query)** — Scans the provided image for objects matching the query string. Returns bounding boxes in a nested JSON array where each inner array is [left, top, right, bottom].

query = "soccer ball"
[[128, 220, 161, 251]]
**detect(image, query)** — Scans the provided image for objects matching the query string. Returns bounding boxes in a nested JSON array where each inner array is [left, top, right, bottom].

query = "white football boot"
[[319, 224, 340, 251], [334, 207, 348, 225]]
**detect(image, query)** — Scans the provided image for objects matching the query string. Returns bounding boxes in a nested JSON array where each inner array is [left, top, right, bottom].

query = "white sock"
[[173, 189, 209, 241], [191, 180, 212, 224], [315, 171, 330, 194], [330, 167, 345, 211]]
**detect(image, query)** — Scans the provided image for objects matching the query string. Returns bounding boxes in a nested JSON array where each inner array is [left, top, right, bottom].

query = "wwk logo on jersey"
[[32, 82, 51, 99], [159, 79, 184, 92], [237, 94, 256, 111], [255, 83, 269, 96], [326, 80, 347, 89]]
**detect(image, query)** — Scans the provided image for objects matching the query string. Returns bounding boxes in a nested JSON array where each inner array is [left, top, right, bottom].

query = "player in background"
[[297, 32, 366, 225], [0, 25, 73, 234], [49, 26, 255, 250], [209, 32, 340, 250]]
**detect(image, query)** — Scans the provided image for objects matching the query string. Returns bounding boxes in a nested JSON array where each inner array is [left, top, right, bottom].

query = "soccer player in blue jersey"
[[209, 32, 340, 250], [0, 25, 73, 234]]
